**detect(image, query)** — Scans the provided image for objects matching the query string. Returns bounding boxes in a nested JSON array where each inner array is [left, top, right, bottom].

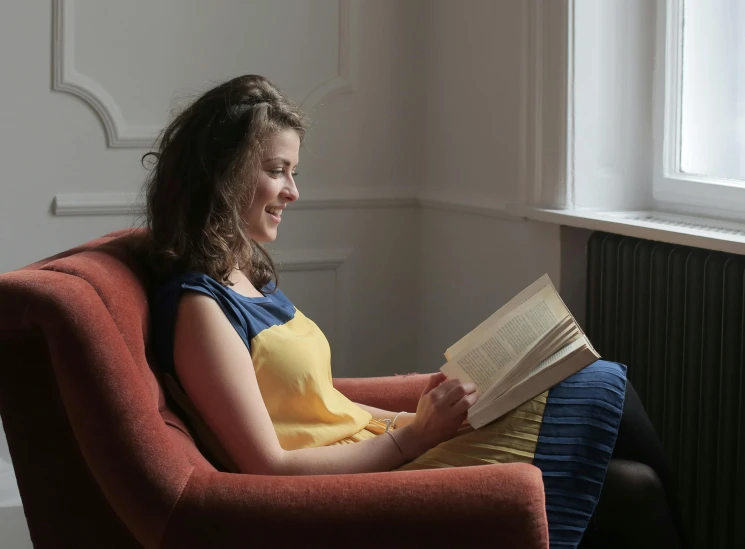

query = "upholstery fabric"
[[0, 230, 549, 548]]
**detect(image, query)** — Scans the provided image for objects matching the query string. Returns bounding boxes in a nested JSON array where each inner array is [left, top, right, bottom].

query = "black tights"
[[579, 382, 686, 549]]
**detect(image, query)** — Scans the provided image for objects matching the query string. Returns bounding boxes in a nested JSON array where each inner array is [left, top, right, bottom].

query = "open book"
[[440, 274, 599, 429]]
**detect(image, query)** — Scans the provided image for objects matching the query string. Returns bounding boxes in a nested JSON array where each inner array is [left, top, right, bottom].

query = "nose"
[[283, 174, 299, 202]]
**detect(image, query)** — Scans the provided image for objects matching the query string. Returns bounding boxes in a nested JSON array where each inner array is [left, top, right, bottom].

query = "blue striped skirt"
[[398, 360, 627, 549]]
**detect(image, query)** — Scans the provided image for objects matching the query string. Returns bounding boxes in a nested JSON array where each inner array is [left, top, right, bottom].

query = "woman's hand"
[[400, 372, 477, 456]]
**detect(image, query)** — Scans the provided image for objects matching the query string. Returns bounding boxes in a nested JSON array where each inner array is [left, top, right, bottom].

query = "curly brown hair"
[[142, 74, 306, 289]]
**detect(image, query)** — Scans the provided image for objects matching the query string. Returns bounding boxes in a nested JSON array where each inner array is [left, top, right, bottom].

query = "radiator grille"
[[586, 231, 745, 549]]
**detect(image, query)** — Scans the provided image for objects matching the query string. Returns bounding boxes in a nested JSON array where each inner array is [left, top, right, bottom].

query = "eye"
[[268, 168, 284, 177]]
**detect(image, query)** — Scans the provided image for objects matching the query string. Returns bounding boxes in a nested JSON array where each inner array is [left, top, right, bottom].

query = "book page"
[[441, 287, 567, 393], [479, 336, 587, 408], [445, 276, 569, 361], [525, 336, 587, 378], [517, 320, 579, 372], [466, 346, 599, 429], [490, 319, 578, 394]]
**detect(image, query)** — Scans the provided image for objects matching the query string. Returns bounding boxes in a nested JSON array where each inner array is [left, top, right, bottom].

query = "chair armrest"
[[333, 373, 430, 412], [161, 463, 548, 549]]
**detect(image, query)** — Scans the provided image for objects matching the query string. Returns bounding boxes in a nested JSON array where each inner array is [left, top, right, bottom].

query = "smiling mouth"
[[265, 207, 283, 221]]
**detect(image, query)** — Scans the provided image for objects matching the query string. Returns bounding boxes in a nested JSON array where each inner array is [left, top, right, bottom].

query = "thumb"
[[421, 372, 447, 396]]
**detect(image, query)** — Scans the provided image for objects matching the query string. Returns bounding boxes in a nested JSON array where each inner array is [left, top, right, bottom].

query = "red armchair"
[[0, 230, 548, 548]]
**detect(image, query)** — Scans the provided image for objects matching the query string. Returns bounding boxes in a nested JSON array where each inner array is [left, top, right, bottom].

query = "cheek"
[[253, 179, 278, 204], [247, 182, 271, 218]]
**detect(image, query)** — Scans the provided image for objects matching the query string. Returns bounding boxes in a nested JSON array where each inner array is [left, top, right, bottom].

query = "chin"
[[250, 231, 277, 243]]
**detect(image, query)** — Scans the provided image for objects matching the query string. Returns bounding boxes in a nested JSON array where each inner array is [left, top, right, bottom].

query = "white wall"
[[0, 1, 565, 546], [417, 210, 560, 370], [421, 0, 524, 205], [415, 0, 561, 370]]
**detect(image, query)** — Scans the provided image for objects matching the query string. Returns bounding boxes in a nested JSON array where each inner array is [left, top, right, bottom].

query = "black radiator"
[[586, 231, 745, 549]]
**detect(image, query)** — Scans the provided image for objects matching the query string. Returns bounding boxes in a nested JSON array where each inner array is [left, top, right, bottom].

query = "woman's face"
[[245, 129, 300, 242]]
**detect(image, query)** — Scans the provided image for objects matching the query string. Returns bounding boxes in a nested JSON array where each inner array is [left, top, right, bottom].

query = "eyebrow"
[[264, 157, 298, 167]]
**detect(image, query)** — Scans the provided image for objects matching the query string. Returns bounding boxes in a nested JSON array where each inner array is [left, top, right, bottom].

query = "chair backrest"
[[0, 230, 213, 548]]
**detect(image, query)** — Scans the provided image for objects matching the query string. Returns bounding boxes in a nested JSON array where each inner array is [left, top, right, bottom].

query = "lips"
[[265, 205, 284, 223]]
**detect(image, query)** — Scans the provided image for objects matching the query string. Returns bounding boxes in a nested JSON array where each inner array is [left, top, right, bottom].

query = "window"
[[655, 0, 745, 217], [680, 0, 745, 181]]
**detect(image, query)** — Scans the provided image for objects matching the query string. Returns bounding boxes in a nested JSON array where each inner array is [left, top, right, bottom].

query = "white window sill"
[[512, 205, 745, 256]]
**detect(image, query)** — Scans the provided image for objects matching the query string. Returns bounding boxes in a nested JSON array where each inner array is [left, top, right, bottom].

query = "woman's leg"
[[581, 381, 686, 548], [613, 382, 674, 492], [580, 459, 682, 549]]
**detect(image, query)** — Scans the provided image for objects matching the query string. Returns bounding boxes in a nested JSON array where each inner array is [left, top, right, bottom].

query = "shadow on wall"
[[559, 226, 592, 329]]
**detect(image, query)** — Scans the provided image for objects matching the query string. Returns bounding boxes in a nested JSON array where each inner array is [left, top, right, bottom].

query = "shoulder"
[[176, 291, 233, 337], [152, 272, 232, 309], [150, 271, 233, 374], [154, 270, 213, 297], [173, 289, 254, 379], [179, 271, 227, 295], [152, 270, 246, 338]]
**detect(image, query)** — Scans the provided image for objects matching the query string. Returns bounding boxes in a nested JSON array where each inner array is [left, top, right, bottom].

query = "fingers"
[[414, 376, 477, 444], [421, 376, 477, 425], [437, 380, 477, 416], [421, 372, 447, 396], [435, 380, 477, 407], [451, 392, 478, 415]]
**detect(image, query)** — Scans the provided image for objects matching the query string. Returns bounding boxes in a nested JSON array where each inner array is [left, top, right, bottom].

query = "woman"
[[145, 75, 683, 548]]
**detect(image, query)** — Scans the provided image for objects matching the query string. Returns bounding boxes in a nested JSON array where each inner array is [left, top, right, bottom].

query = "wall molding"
[[300, 0, 357, 113], [52, 0, 356, 148], [52, 188, 523, 221], [51, 189, 417, 216], [53, 192, 143, 216], [52, 0, 147, 147], [271, 248, 351, 272], [291, 186, 419, 210], [418, 193, 521, 222]]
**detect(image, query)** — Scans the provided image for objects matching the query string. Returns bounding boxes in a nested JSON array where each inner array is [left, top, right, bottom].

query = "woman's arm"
[[353, 403, 416, 428], [174, 293, 474, 476]]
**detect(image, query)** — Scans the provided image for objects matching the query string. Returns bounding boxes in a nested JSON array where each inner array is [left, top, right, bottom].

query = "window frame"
[[653, 0, 745, 218]]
